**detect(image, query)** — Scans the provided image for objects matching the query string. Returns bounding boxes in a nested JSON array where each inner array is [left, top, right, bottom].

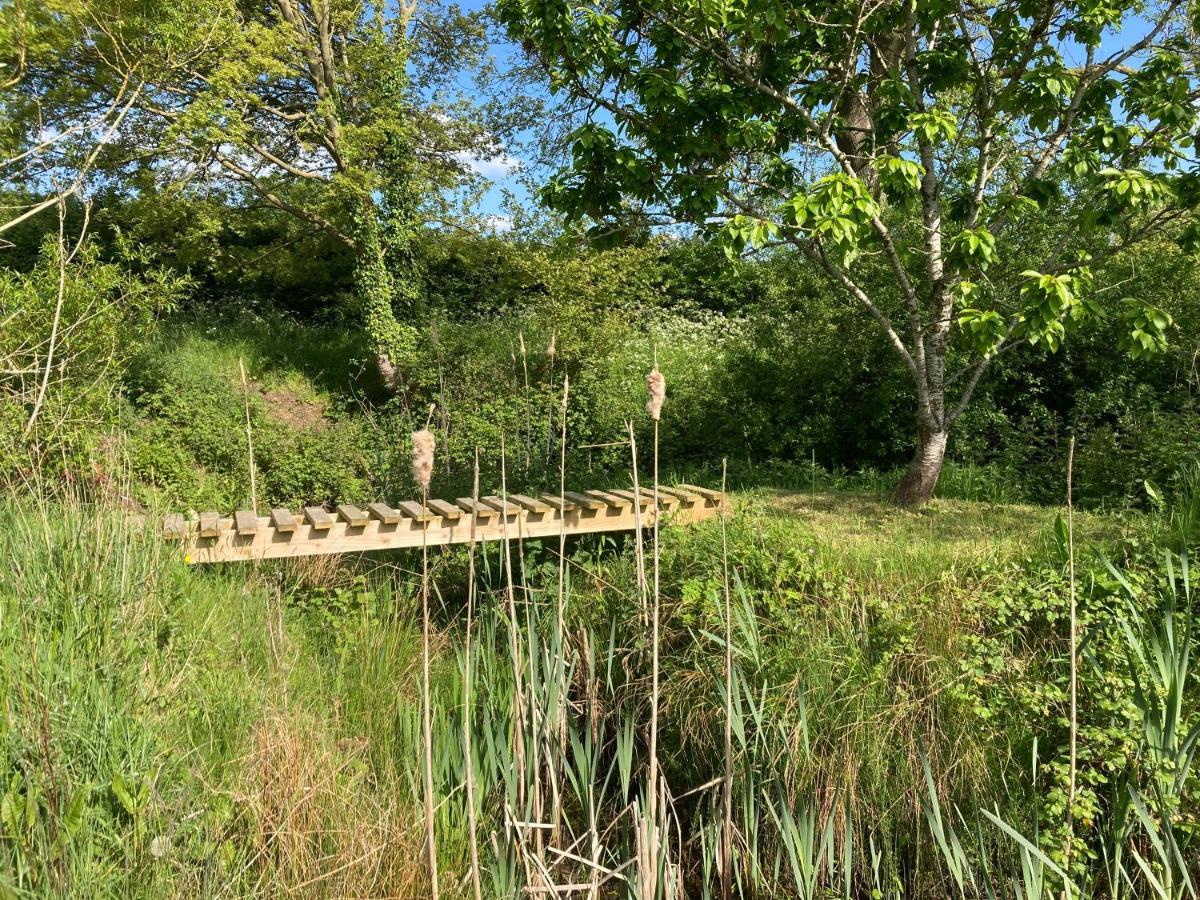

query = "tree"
[[496, 0, 1200, 503], [2, 0, 500, 387]]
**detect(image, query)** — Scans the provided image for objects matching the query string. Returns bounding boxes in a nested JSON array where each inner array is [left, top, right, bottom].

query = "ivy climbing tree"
[[497, 0, 1200, 503]]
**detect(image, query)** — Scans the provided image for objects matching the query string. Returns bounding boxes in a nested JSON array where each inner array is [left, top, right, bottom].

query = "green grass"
[[1, 483, 1193, 898]]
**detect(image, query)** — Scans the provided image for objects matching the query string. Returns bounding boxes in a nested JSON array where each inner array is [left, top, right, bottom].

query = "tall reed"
[[411, 424, 439, 899]]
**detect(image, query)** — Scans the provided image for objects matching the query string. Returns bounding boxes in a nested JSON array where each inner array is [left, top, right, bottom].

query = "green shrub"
[[0, 237, 186, 488]]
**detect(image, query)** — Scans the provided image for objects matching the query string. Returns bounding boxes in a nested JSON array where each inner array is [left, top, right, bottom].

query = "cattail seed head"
[[546, 332, 556, 359], [411, 428, 435, 491], [646, 367, 666, 421], [518, 331, 526, 357]]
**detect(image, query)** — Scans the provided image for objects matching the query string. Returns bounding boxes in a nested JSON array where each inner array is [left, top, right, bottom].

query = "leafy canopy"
[[497, 0, 1199, 443]]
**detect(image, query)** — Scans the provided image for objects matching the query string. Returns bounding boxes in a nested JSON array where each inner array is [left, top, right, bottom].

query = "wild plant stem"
[[519, 331, 531, 473], [499, 434, 528, 809], [554, 375, 570, 839], [1064, 434, 1078, 870], [720, 457, 733, 900], [464, 450, 483, 900], [238, 357, 258, 513], [420, 483, 439, 899]]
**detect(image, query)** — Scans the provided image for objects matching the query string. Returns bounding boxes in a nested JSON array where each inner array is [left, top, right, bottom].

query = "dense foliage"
[[495, 0, 1200, 502]]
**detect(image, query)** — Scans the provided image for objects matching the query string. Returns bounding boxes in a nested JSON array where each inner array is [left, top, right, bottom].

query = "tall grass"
[[1, 449, 1196, 897]]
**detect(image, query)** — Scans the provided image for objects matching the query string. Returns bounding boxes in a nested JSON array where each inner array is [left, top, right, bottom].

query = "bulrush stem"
[[627, 422, 648, 625], [1064, 435, 1078, 871], [412, 426, 438, 899], [464, 450, 483, 900], [499, 434, 528, 809], [519, 330, 532, 473], [720, 458, 733, 900], [554, 374, 570, 840], [420, 482, 439, 900], [625, 420, 656, 900]]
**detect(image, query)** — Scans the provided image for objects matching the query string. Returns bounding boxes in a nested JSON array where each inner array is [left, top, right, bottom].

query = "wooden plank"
[[426, 498, 462, 520], [540, 493, 577, 512], [271, 508, 298, 532], [199, 511, 221, 538], [304, 506, 334, 530], [678, 484, 724, 503], [509, 494, 553, 513], [367, 502, 401, 525], [337, 504, 369, 527], [456, 497, 499, 518], [397, 500, 437, 522], [234, 510, 259, 536], [637, 486, 679, 506], [563, 491, 606, 510], [609, 489, 652, 508], [480, 495, 518, 514], [163, 513, 187, 540], [659, 486, 702, 503], [585, 489, 630, 508]]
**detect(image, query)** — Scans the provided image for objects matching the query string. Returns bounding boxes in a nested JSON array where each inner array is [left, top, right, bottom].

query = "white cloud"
[[480, 214, 514, 233], [454, 151, 521, 180]]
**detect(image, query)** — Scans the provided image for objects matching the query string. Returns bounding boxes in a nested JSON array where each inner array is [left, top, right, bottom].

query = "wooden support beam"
[[168, 484, 725, 564]]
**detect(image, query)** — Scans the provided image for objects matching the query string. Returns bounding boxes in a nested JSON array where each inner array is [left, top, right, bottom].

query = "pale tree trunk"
[[895, 423, 948, 506]]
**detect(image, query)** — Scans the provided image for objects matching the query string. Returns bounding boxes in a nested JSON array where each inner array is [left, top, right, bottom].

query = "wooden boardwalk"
[[165, 485, 725, 564]]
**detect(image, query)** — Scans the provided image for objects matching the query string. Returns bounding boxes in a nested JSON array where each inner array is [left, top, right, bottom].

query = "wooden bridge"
[[164, 485, 725, 564]]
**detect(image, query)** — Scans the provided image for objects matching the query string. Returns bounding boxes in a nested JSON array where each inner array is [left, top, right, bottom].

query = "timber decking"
[[165, 485, 725, 564]]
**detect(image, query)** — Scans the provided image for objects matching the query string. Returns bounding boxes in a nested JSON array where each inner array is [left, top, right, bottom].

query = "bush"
[[0, 236, 186, 489]]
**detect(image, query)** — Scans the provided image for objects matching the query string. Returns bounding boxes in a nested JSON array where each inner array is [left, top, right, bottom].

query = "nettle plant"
[[498, 0, 1200, 503]]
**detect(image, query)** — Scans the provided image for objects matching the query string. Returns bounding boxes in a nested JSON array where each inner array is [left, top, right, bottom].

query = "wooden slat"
[[397, 500, 437, 522], [637, 486, 679, 506], [480, 495, 517, 514], [163, 513, 187, 540], [337, 504, 369, 527], [609, 489, 652, 508], [456, 497, 499, 518], [235, 510, 259, 536], [368, 502, 401, 525], [585, 489, 630, 508], [540, 494, 577, 512], [509, 494, 553, 513], [304, 506, 334, 530], [659, 486, 702, 503], [199, 511, 221, 538], [426, 498, 462, 520], [678, 484, 724, 502], [271, 508, 298, 532], [563, 491, 606, 510]]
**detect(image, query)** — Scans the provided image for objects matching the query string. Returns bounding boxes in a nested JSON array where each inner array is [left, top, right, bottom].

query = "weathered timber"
[[167, 485, 725, 564]]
